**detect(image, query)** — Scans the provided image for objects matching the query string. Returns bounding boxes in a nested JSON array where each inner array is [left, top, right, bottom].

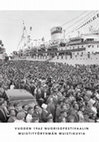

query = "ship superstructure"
[[11, 11, 99, 65]]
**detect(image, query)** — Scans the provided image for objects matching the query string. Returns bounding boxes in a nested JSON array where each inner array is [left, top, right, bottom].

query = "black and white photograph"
[[0, 10, 99, 123], [1, 0, 99, 141]]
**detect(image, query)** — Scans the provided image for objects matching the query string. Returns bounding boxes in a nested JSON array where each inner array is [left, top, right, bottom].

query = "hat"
[[17, 111, 26, 120], [0, 98, 4, 105]]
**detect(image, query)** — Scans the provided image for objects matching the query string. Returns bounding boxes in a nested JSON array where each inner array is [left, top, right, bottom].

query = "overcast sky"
[[0, 11, 97, 55]]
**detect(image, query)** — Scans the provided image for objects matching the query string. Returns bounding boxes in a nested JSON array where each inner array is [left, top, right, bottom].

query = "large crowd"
[[0, 60, 99, 122]]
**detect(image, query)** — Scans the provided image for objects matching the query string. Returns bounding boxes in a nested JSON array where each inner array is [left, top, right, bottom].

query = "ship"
[[11, 11, 99, 65]]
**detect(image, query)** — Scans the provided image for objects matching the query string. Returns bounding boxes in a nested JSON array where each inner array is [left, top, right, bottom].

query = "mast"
[[17, 20, 27, 51]]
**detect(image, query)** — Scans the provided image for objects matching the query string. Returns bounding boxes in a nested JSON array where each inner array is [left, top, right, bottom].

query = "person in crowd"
[[14, 111, 26, 123], [10, 82, 15, 90], [25, 106, 34, 122], [32, 105, 42, 122], [0, 98, 9, 122], [1, 60, 99, 122]]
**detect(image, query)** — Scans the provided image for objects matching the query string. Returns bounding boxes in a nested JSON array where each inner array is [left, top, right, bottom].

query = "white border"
[[0, 0, 98, 10], [0, 0, 99, 142]]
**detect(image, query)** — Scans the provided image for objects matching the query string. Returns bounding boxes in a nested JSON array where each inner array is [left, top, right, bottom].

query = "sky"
[[0, 10, 98, 55]]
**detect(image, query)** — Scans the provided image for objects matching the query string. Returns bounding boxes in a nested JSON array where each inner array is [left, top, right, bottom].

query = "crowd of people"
[[0, 60, 99, 122]]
